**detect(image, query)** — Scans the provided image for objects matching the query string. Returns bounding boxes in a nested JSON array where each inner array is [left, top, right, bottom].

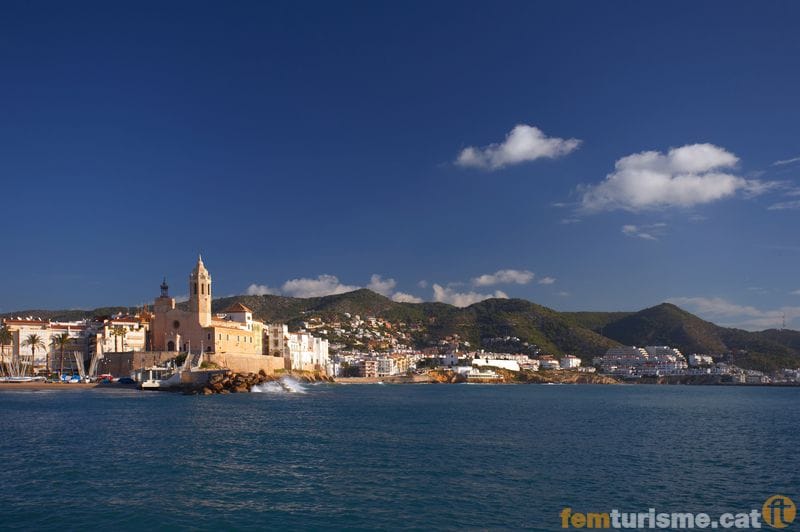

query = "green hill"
[[596, 303, 729, 354], [576, 303, 800, 371]]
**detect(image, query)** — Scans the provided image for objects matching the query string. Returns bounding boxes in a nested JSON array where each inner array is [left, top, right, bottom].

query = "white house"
[[472, 357, 520, 372]]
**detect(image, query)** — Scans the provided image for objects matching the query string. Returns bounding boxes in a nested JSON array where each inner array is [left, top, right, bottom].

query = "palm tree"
[[22, 333, 46, 376], [0, 326, 12, 377], [110, 326, 127, 352], [51, 332, 71, 379]]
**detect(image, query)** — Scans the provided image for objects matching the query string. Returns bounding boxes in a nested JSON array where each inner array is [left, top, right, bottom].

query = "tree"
[[51, 332, 71, 378], [110, 326, 127, 352], [22, 333, 46, 375], [0, 326, 12, 376]]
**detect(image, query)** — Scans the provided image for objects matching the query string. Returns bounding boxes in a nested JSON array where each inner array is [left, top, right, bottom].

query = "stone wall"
[[207, 353, 288, 375], [96, 351, 176, 377]]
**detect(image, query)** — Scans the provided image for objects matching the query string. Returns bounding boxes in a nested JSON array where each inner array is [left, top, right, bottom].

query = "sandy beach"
[[0, 382, 105, 391]]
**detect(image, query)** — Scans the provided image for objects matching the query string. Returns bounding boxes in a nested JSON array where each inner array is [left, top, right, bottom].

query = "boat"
[[0, 376, 47, 383]]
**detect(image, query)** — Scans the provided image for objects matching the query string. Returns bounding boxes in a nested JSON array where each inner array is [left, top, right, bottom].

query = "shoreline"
[[1, 380, 797, 392], [0, 382, 135, 391]]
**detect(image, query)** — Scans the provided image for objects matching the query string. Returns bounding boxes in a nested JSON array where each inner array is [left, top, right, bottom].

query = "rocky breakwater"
[[426, 368, 620, 384], [183, 370, 332, 395]]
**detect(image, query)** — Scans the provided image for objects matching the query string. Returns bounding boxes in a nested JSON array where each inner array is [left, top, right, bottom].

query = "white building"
[[599, 345, 687, 376], [2, 317, 90, 373], [440, 352, 459, 366], [539, 359, 561, 370], [467, 367, 502, 380], [688, 354, 714, 366], [95, 315, 148, 354], [472, 357, 520, 372], [264, 323, 330, 374], [560, 355, 582, 369], [645, 346, 683, 359], [604, 346, 649, 361], [286, 331, 330, 373]]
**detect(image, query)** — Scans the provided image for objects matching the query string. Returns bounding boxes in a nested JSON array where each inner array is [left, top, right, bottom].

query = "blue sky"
[[1, 1, 799, 330]]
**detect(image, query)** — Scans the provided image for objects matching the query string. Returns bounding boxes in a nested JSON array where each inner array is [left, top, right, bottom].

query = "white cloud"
[[417, 280, 428, 288], [246, 283, 279, 296], [456, 124, 581, 170], [432, 284, 508, 307], [538, 277, 556, 285], [768, 200, 800, 210], [472, 269, 535, 286], [772, 156, 800, 166], [281, 275, 360, 298], [668, 296, 800, 331], [791, 289, 800, 296], [366, 274, 396, 296], [392, 292, 424, 303], [621, 223, 666, 241], [580, 143, 768, 212]]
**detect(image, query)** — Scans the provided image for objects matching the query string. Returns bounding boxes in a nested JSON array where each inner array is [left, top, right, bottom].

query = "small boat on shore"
[[0, 376, 46, 383]]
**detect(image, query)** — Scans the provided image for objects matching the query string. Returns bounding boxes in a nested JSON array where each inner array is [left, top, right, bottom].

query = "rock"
[[258, 369, 267, 378], [201, 387, 214, 395], [211, 382, 223, 392], [232, 384, 249, 393]]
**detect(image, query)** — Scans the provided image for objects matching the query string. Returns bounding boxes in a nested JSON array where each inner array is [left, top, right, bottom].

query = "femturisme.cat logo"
[[559, 494, 796, 529]]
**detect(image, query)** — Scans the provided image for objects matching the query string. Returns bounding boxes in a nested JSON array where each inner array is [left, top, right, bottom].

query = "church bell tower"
[[189, 255, 212, 326]]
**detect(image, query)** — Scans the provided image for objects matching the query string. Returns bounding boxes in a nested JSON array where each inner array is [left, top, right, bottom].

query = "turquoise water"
[[0, 383, 797, 530]]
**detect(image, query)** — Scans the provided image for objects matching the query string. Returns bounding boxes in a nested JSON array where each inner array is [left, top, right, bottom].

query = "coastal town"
[[1, 256, 799, 389]]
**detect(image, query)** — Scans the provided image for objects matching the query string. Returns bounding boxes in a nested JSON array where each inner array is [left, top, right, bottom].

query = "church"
[[150, 256, 264, 356]]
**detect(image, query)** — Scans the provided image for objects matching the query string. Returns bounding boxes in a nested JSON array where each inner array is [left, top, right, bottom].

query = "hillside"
[[4, 292, 800, 371], [576, 303, 800, 371], [595, 303, 729, 354], [211, 292, 616, 356]]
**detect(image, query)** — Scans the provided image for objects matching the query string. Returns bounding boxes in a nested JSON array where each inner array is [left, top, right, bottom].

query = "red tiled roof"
[[223, 302, 252, 313]]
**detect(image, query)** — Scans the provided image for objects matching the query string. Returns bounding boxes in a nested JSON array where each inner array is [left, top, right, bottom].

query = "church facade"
[[150, 256, 264, 356]]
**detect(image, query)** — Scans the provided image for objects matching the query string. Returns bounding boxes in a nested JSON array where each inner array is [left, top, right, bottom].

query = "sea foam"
[[251, 376, 307, 394]]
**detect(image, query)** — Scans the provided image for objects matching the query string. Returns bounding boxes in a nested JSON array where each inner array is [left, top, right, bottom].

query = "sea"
[[0, 382, 797, 531]]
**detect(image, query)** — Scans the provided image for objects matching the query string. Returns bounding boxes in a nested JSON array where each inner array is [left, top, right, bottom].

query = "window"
[[194, 283, 197, 295], [201, 284, 205, 295], [207, 333, 211, 340]]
